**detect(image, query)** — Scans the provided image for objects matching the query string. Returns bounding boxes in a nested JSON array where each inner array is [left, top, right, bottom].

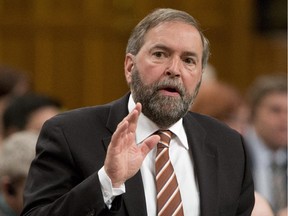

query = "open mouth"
[[164, 87, 178, 93], [158, 85, 181, 96]]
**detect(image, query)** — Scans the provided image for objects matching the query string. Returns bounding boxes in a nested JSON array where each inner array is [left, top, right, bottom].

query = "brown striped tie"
[[155, 130, 184, 216]]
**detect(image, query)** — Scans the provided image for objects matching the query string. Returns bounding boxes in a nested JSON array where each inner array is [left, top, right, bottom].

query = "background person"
[[252, 192, 274, 216], [2, 93, 62, 139], [0, 131, 38, 216], [191, 78, 249, 135], [0, 66, 31, 142], [244, 74, 287, 215]]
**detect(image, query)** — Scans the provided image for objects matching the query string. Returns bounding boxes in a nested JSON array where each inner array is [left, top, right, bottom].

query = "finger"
[[118, 102, 141, 127], [126, 103, 142, 133], [134, 102, 142, 113], [110, 120, 128, 147], [128, 103, 141, 122], [114, 103, 139, 137], [139, 134, 160, 157], [110, 103, 142, 148]]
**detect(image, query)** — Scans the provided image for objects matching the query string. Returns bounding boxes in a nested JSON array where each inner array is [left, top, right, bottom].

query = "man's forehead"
[[142, 22, 203, 52]]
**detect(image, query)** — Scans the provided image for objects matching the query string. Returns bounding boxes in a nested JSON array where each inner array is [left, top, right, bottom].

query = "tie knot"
[[157, 130, 172, 148]]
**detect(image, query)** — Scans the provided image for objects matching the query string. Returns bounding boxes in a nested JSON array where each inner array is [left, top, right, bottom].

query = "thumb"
[[139, 134, 160, 156]]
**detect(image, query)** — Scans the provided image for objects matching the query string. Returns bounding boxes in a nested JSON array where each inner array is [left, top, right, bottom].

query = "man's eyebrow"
[[182, 51, 199, 58], [150, 44, 170, 51], [150, 44, 200, 59]]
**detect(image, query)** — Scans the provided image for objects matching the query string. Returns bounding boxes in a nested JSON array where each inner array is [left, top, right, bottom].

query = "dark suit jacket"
[[21, 93, 254, 216]]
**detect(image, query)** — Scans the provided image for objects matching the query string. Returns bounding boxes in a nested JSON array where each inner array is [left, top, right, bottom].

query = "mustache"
[[154, 79, 185, 97]]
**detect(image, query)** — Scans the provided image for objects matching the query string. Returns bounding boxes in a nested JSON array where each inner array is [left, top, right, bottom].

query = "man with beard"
[[21, 8, 254, 216]]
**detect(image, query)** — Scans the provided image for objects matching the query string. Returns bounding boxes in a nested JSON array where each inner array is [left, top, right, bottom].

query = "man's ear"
[[124, 53, 134, 84]]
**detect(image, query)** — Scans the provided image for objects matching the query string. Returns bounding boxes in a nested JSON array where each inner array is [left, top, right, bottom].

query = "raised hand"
[[104, 103, 160, 188]]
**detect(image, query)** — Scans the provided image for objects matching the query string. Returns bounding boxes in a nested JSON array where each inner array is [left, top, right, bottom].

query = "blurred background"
[[0, 0, 286, 109]]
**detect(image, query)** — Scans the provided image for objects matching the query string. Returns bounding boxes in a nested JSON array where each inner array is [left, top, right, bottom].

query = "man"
[[21, 8, 254, 216], [0, 66, 31, 142], [0, 131, 38, 216], [244, 74, 287, 215], [2, 93, 62, 138]]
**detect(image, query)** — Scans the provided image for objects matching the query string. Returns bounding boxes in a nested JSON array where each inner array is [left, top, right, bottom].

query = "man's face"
[[25, 106, 60, 132], [253, 92, 287, 149], [125, 21, 203, 128]]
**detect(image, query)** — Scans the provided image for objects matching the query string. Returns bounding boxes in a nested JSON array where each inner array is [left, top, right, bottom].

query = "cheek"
[[183, 73, 202, 92], [254, 109, 279, 131], [138, 64, 165, 85]]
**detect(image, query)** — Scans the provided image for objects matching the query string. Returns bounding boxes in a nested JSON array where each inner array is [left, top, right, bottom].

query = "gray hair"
[[0, 131, 38, 179], [126, 8, 210, 68]]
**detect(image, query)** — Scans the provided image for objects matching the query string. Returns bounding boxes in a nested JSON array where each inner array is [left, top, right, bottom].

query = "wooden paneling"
[[0, 0, 286, 109]]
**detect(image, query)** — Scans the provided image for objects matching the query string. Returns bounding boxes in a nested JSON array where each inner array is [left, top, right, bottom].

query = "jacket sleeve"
[[20, 118, 120, 216]]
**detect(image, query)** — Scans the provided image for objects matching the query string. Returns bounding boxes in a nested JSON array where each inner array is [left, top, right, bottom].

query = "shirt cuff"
[[98, 167, 126, 208]]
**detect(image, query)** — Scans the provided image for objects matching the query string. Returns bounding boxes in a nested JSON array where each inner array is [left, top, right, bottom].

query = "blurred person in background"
[[252, 192, 274, 216], [191, 79, 249, 135], [2, 93, 62, 139], [0, 131, 38, 216], [0, 66, 31, 141], [244, 74, 287, 216], [191, 63, 250, 135]]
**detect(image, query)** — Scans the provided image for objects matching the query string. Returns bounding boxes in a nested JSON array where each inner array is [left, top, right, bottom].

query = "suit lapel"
[[102, 93, 148, 215], [183, 114, 218, 216], [105, 93, 131, 133]]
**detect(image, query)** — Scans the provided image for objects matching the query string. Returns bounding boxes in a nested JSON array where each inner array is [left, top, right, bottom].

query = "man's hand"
[[104, 103, 160, 188]]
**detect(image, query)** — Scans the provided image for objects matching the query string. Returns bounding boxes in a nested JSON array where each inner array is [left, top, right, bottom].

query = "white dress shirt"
[[99, 95, 200, 215]]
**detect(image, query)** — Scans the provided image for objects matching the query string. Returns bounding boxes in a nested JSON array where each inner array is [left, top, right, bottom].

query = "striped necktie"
[[155, 130, 184, 216]]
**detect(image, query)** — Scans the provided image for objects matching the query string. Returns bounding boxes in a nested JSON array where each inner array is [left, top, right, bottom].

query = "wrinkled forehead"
[[144, 21, 203, 45], [142, 21, 203, 49]]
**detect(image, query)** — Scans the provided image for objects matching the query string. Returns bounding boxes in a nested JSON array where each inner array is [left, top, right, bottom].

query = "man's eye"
[[184, 58, 195, 64], [153, 52, 165, 58], [269, 106, 282, 114]]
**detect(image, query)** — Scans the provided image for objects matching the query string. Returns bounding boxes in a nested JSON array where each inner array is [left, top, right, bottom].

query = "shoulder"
[[47, 104, 111, 127], [186, 111, 239, 135], [45, 94, 129, 129]]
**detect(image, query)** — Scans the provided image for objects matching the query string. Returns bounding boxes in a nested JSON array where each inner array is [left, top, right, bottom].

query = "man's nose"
[[165, 56, 181, 77]]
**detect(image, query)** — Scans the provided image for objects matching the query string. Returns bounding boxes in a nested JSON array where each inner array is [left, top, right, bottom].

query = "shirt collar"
[[128, 94, 189, 149]]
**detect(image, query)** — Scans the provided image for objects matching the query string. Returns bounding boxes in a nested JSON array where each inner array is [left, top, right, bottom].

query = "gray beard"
[[130, 68, 201, 129]]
